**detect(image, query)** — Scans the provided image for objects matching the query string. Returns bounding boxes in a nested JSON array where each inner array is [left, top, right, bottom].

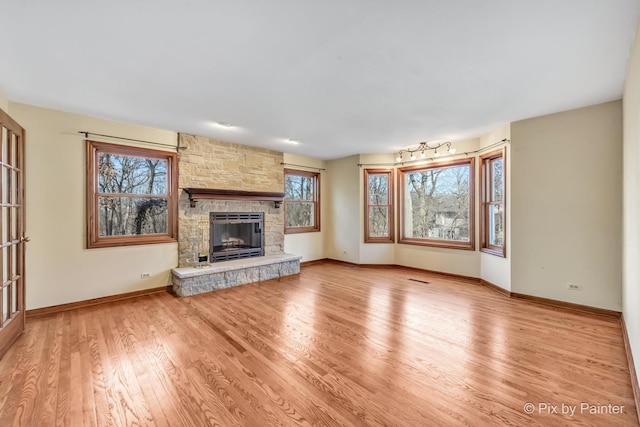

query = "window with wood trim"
[[86, 141, 178, 248], [364, 169, 394, 243], [284, 169, 320, 234], [398, 158, 475, 250], [480, 149, 506, 257]]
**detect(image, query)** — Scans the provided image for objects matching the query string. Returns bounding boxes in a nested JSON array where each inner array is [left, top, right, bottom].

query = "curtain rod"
[[281, 162, 326, 171], [79, 131, 184, 151], [358, 138, 510, 167]]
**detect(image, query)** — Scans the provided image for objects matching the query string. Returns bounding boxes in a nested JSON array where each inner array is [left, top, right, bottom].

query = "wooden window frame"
[[398, 158, 475, 250], [480, 148, 506, 257], [284, 169, 320, 234], [86, 140, 178, 249], [364, 168, 395, 243]]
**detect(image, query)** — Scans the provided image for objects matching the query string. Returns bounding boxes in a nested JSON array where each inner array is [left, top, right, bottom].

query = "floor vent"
[[409, 278, 430, 284]]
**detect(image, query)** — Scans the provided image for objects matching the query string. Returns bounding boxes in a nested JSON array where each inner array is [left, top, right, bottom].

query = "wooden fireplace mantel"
[[183, 188, 285, 208]]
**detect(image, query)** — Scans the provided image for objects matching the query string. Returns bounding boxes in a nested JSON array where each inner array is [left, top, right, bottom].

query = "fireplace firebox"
[[210, 212, 264, 262]]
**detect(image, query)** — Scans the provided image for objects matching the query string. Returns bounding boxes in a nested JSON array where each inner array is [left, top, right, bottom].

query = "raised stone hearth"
[[171, 253, 301, 297]]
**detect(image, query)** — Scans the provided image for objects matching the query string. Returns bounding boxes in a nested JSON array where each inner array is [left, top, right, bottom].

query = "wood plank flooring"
[[0, 261, 637, 426]]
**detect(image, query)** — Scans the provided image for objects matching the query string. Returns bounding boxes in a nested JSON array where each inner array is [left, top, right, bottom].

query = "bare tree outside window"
[[399, 159, 475, 250], [364, 169, 394, 243], [98, 154, 168, 236], [490, 158, 504, 246], [284, 169, 320, 233], [369, 175, 388, 237], [87, 141, 178, 248]]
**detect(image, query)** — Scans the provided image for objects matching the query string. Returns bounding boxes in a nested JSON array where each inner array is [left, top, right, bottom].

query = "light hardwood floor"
[[0, 262, 637, 426]]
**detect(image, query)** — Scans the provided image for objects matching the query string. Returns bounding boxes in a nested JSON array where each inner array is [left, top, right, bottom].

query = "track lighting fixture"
[[395, 141, 456, 163]]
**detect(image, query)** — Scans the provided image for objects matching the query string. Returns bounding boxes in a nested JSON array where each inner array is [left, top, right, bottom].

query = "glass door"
[[0, 108, 26, 359]]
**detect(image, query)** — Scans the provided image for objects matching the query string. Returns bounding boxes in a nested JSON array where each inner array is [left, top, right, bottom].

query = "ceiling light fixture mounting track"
[[395, 141, 456, 163]]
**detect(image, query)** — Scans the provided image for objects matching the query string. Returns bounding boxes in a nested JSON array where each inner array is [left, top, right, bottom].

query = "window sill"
[[480, 247, 506, 257], [87, 235, 177, 249], [399, 238, 475, 251], [285, 227, 321, 235], [364, 238, 395, 244]]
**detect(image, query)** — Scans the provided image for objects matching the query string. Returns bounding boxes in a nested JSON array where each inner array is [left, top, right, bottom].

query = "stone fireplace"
[[171, 133, 301, 296], [176, 133, 286, 267]]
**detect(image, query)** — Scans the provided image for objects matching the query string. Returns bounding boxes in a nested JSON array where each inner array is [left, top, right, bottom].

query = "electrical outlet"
[[567, 282, 581, 291], [140, 273, 151, 279]]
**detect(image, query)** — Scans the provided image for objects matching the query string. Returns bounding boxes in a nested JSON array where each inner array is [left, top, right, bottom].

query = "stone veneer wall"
[[178, 133, 284, 267]]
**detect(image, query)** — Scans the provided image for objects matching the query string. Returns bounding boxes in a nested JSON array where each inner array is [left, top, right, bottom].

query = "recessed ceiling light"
[[213, 121, 235, 129], [286, 139, 300, 145]]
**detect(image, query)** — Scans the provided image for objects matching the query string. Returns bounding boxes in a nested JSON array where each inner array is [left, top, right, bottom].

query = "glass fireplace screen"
[[210, 212, 264, 262]]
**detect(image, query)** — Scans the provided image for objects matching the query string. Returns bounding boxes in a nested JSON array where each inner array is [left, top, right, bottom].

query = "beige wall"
[[282, 153, 327, 262], [479, 125, 511, 291], [511, 100, 622, 310], [325, 155, 360, 263], [0, 89, 8, 112], [623, 19, 640, 386], [10, 102, 179, 310]]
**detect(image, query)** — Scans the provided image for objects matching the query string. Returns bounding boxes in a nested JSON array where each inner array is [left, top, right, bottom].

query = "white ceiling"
[[1, 1, 639, 159]]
